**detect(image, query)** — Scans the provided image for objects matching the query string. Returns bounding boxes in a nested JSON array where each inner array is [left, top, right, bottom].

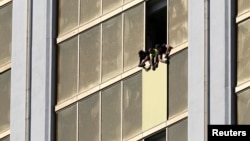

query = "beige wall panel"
[[168, 118, 187, 141], [237, 88, 250, 124], [237, 0, 250, 16], [79, 26, 101, 92], [168, 49, 188, 119], [123, 4, 144, 72], [237, 19, 250, 86], [168, 0, 188, 47], [103, 0, 122, 14], [101, 83, 121, 141], [58, 0, 78, 36], [78, 93, 100, 141], [142, 64, 167, 131], [0, 3, 12, 67], [80, 0, 101, 25], [57, 37, 78, 104], [123, 72, 142, 140], [56, 104, 77, 141], [102, 15, 123, 82], [0, 70, 10, 134]]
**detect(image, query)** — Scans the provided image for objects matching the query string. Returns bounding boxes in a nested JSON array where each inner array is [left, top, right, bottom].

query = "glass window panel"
[[79, 26, 101, 92], [237, 19, 250, 86], [145, 130, 166, 141], [79, 93, 100, 141], [80, 0, 101, 25], [168, 0, 188, 47], [103, 0, 122, 14], [56, 104, 77, 141], [237, 0, 250, 16], [58, 0, 78, 36], [102, 15, 122, 82], [0, 70, 10, 134], [0, 136, 10, 141], [0, 3, 12, 67], [101, 83, 121, 141], [237, 88, 250, 124], [123, 72, 142, 140], [168, 49, 188, 119], [168, 118, 188, 141], [57, 37, 78, 104], [124, 4, 145, 71]]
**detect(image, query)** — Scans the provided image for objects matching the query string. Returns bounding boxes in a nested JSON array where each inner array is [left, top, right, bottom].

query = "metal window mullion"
[[99, 91, 102, 141], [76, 102, 79, 141], [121, 81, 123, 141]]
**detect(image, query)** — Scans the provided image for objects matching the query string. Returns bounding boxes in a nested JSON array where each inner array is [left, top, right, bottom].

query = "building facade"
[[0, 0, 249, 141]]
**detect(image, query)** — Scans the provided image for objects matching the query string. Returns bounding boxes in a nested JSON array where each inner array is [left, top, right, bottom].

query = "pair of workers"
[[138, 44, 173, 71]]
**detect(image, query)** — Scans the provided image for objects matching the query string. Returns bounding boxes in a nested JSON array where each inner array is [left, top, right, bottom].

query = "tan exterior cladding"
[[142, 63, 167, 130]]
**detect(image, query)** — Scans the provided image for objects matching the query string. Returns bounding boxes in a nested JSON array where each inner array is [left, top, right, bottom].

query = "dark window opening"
[[146, 0, 167, 50]]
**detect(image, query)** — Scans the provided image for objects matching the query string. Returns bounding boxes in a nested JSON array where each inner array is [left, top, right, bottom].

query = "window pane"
[[101, 83, 121, 141], [103, 0, 122, 14], [57, 37, 78, 103], [58, 0, 78, 36], [102, 15, 122, 82], [0, 3, 12, 67], [56, 104, 77, 141], [0, 136, 10, 141], [123, 73, 142, 140], [124, 4, 145, 71], [237, 0, 250, 16], [237, 88, 250, 124], [237, 19, 250, 86], [79, 26, 101, 92], [79, 93, 100, 141], [0, 70, 10, 134], [168, 49, 188, 119], [168, 119, 188, 141], [145, 130, 166, 141], [168, 0, 188, 46], [80, 0, 101, 25]]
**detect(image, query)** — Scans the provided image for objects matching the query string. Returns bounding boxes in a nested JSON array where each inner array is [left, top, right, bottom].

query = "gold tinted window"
[[0, 70, 11, 134], [237, 19, 250, 86], [0, 3, 12, 67], [168, 49, 188, 119], [168, 0, 188, 46]]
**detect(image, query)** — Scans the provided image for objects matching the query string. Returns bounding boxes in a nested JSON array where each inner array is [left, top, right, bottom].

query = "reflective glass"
[[101, 83, 121, 141], [237, 0, 250, 16], [237, 19, 250, 86], [237, 88, 250, 124], [79, 93, 100, 141], [57, 37, 78, 103], [79, 26, 101, 92], [56, 104, 77, 141], [103, 0, 122, 14], [124, 4, 145, 71], [168, 49, 188, 119], [58, 0, 78, 36], [0, 3, 12, 67], [0, 70, 10, 134], [168, 0, 188, 46], [102, 15, 122, 82], [80, 0, 101, 25], [123, 73, 142, 140], [168, 119, 188, 141]]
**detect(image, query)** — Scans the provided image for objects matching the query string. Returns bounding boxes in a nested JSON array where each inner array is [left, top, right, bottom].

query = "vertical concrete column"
[[188, 1, 205, 141], [29, 0, 55, 141], [10, 0, 30, 141], [209, 0, 234, 124]]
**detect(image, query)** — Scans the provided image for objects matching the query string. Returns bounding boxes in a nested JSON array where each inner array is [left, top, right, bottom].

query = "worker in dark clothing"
[[155, 44, 173, 63], [138, 50, 151, 71]]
